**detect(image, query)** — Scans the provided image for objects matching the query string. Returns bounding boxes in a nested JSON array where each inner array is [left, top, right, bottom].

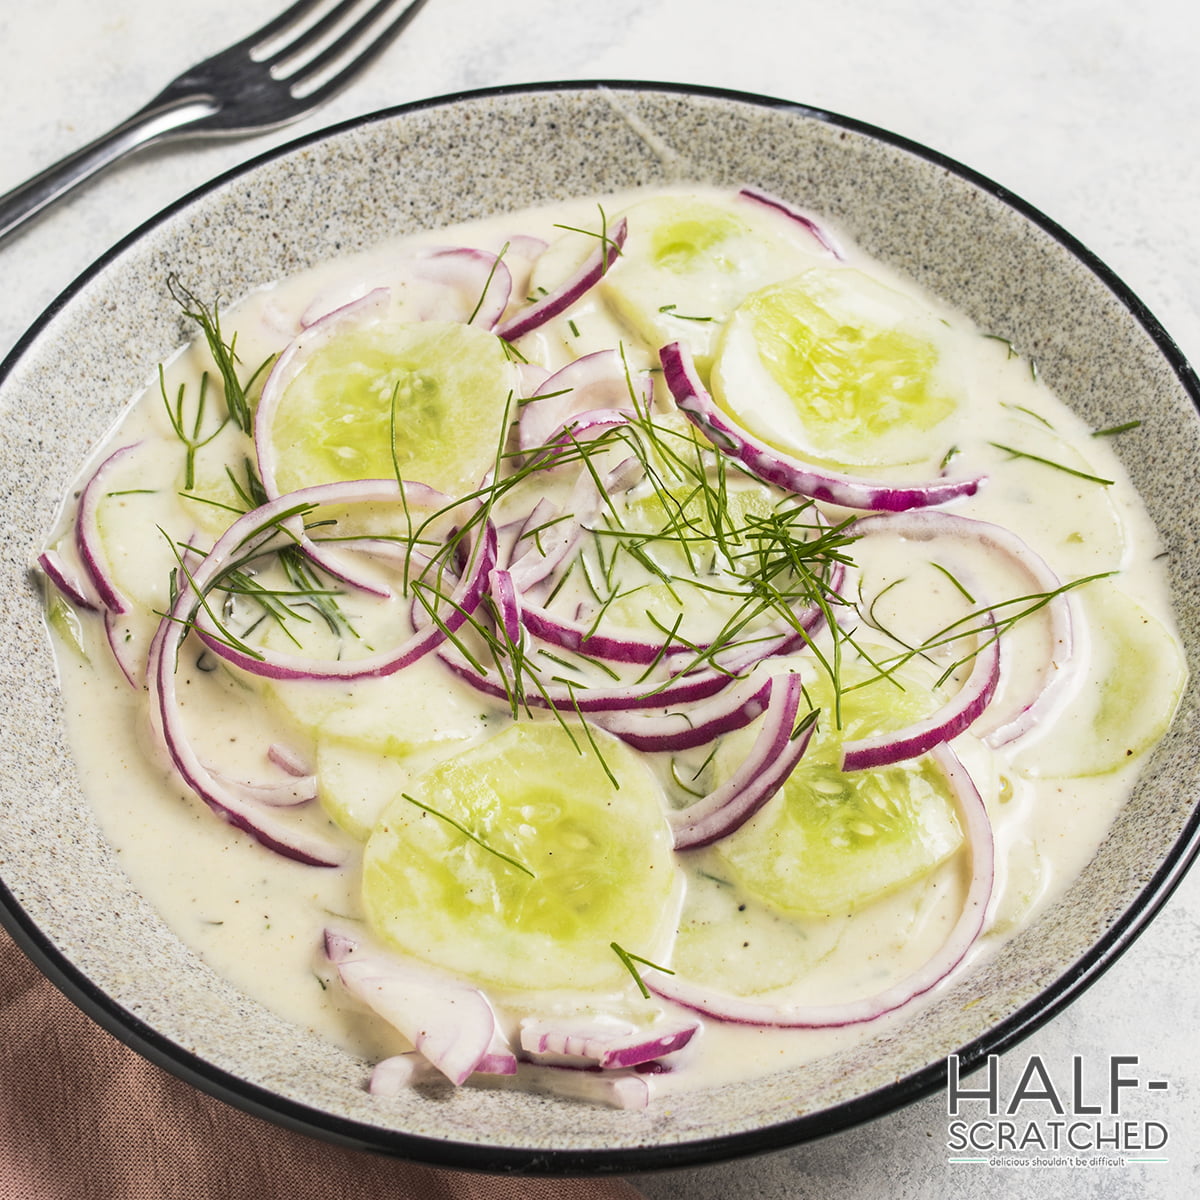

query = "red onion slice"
[[254, 290, 397, 598], [513, 471, 842, 671], [519, 1016, 698, 1069], [518, 349, 650, 453], [324, 931, 503, 1086], [523, 565, 837, 672], [649, 742, 994, 1026], [660, 342, 984, 512], [839, 621, 1000, 771], [145, 479, 493, 865], [592, 672, 773, 752], [500, 233, 550, 305], [206, 767, 317, 808], [541, 408, 634, 458], [436, 634, 743, 713], [496, 218, 628, 342], [103, 611, 142, 689], [436, 571, 831, 715], [74, 442, 143, 614], [476, 1037, 520, 1077], [146, 619, 344, 867], [737, 186, 844, 259], [496, 498, 555, 570], [516, 361, 552, 400], [487, 567, 523, 647], [368, 1042, 517, 1095], [517, 598, 694, 667], [374, 1028, 515, 1081], [408, 246, 512, 329], [671, 673, 816, 849], [848, 510, 1073, 748], [298, 245, 518, 332], [504, 470, 601, 592], [268, 743, 312, 777], [37, 548, 101, 611], [187, 481, 495, 682]]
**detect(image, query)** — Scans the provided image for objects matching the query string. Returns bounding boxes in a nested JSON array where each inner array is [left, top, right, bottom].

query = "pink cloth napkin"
[[0, 927, 646, 1200]]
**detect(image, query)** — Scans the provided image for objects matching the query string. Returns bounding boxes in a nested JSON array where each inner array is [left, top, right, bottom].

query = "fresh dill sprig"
[[657, 304, 714, 322], [989, 442, 1114, 485], [1092, 419, 1142, 437], [401, 792, 535, 878], [467, 242, 510, 326], [277, 540, 354, 639], [790, 707, 820, 742], [500, 338, 530, 364], [869, 570, 1114, 691], [610, 942, 674, 999], [229, 457, 355, 639], [930, 561, 976, 603], [326, 383, 860, 742], [161, 473, 360, 657], [1002, 402, 1053, 429], [516, 385, 573, 409], [156, 527, 266, 666], [159, 366, 228, 491], [669, 758, 707, 799], [168, 276, 273, 435], [552, 205, 620, 274]]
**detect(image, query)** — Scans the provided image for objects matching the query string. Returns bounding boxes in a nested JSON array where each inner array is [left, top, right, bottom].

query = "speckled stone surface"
[[2, 81, 1199, 1178]]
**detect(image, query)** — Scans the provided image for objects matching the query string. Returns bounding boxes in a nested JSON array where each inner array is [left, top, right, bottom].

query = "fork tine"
[[283, 0, 430, 103], [253, 0, 365, 68], [240, 0, 339, 55]]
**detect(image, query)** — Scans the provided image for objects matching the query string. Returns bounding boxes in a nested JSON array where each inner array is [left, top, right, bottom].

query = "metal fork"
[[0, 0, 430, 244]]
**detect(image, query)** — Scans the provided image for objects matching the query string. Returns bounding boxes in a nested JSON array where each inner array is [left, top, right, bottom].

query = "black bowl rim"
[[2, 77, 1199, 1177]]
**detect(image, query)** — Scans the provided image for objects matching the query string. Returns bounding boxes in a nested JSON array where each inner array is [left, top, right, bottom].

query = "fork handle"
[[0, 99, 216, 245]]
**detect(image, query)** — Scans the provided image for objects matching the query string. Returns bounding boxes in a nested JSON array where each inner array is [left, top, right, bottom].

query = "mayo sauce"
[[40, 188, 1186, 1103]]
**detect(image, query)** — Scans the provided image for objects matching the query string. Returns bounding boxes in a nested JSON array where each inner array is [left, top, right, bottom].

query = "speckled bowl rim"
[[2, 80, 1199, 1175]]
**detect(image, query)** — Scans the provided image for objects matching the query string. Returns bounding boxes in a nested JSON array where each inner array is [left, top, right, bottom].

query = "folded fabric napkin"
[[0, 928, 646, 1200]]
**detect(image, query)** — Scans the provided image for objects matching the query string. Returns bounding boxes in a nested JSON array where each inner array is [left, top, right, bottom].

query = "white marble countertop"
[[2, 1, 1198, 1196]]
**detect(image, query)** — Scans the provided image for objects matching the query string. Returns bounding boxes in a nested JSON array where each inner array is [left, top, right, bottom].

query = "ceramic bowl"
[[1, 82, 1198, 1173]]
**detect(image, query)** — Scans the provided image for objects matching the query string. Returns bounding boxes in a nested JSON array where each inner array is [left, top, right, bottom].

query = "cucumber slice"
[[713, 659, 964, 916], [266, 319, 518, 496], [986, 833, 1050, 938], [1019, 581, 1186, 778], [711, 268, 960, 469], [266, 654, 489, 756], [316, 733, 489, 841], [966, 405, 1127, 578], [596, 194, 816, 373], [318, 739, 404, 841], [670, 869, 846, 994], [361, 721, 676, 991]]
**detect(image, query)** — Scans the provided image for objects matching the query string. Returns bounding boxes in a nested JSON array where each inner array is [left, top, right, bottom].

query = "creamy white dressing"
[[41, 188, 1185, 1102]]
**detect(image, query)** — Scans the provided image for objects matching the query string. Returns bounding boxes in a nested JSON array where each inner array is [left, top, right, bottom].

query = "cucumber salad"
[[39, 187, 1186, 1109]]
